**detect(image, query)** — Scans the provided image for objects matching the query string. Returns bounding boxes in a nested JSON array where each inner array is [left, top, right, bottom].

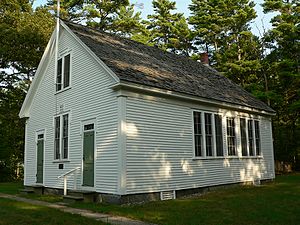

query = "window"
[[193, 111, 224, 158], [255, 121, 261, 156], [193, 111, 202, 157], [215, 115, 223, 156], [56, 54, 71, 92], [248, 120, 254, 156], [240, 118, 247, 156], [227, 117, 236, 156], [54, 114, 69, 160], [239, 118, 262, 157], [205, 113, 213, 156], [193, 111, 262, 159], [54, 116, 60, 159], [62, 114, 69, 159]]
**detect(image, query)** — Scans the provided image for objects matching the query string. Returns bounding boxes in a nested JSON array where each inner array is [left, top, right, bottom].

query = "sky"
[[33, 0, 275, 37]]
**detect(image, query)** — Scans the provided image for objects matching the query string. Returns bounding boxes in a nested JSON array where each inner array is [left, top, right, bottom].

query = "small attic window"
[[56, 53, 71, 92]]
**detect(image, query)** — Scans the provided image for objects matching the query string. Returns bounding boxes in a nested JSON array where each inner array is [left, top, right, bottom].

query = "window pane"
[[54, 116, 60, 159], [215, 115, 223, 156], [227, 117, 236, 156], [84, 124, 94, 131], [62, 114, 69, 159], [248, 120, 254, 156], [240, 118, 247, 156], [63, 54, 70, 88], [56, 59, 62, 91], [205, 113, 213, 156], [193, 111, 202, 157], [255, 121, 261, 156]]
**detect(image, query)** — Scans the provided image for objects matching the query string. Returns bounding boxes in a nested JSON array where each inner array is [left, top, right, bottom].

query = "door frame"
[[35, 129, 46, 185], [81, 118, 96, 190]]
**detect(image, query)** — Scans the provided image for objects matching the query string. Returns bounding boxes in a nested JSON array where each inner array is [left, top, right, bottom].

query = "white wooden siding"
[[24, 28, 119, 194], [125, 96, 275, 194]]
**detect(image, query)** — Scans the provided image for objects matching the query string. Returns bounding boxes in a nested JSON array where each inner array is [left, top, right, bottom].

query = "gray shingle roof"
[[66, 21, 274, 113]]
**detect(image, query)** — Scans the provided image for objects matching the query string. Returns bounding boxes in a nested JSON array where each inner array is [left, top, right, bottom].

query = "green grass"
[[1, 174, 299, 225], [0, 198, 107, 225], [0, 182, 62, 203], [69, 174, 300, 225], [0, 182, 23, 194]]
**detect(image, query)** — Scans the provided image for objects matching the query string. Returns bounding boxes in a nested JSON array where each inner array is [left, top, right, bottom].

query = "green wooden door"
[[83, 130, 94, 187], [36, 138, 44, 184]]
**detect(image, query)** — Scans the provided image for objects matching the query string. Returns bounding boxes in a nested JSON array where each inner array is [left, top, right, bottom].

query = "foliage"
[[262, 0, 300, 165], [189, 0, 259, 85], [84, 0, 127, 30], [46, 0, 85, 21], [0, 87, 26, 181], [0, 0, 54, 181], [109, 4, 146, 38], [146, 0, 194, 55]]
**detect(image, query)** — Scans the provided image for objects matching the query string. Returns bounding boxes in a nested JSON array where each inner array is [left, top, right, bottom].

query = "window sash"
[[248, 120, 254, 156], [255, 121, 261, 156], [240, 118, 248, 156], [227, 117, 236, 156], [214, 115, 223, 156], [63, 54, 70, 88], [62, 114, 69, 159], [54, 114, 69, 160], [193, 111, 202, 157], [54, 116, 60, 159], [56, 59, 62, 91], [56, 54, 70, 92], [205, 113, 213, 156]]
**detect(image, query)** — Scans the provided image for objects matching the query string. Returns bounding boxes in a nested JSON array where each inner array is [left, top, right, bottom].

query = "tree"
[[262, 0, 300, 167], [0, 0, 54, 88], [147, 0, 194, 55], [46, 0, 85, 21], [83, 0, 129, 31], [0, 0, 54, 180], [109, 4, 146, 38], [189, 0, 257, 66]]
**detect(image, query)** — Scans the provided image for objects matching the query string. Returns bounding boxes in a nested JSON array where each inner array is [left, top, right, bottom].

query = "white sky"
[[33, 0, 275, 37]]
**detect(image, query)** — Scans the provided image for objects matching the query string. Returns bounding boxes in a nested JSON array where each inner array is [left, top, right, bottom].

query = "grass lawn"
[[70, 174, 300, 225], [0, 174, 299, 225], [0, 198, 107, 225]]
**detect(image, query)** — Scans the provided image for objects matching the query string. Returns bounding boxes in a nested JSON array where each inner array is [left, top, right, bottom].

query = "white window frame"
[[238, 116, 262, 158], [192, 110, 224, 159], [226, 116, 238, 157], [53, 113, 70, 161], [193, 110, 263, 160], [55, 52, 72, 93]]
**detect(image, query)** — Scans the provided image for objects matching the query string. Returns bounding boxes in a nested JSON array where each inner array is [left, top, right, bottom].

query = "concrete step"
[[67, 190, 97, 202], [63, 195, 84, 203], [19, 189, 34, 194]]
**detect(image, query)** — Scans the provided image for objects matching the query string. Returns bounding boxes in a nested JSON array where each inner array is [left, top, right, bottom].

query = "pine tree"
[[46, 0, 85, 21], [147, 0, 194, 55], [83, 0, 129, 31], [110, 4, 146, 38], [189, 0, 259, 85], [262, 0, 300, 165]]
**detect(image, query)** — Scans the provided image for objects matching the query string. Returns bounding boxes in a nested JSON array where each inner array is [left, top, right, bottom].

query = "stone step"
[[19, 189, 34, 194], [63, 195, 84, 203], [67, 190, 97, 202]]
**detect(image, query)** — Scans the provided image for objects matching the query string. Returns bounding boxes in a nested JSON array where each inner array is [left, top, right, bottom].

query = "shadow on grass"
[[0, 198, 107, 225]]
